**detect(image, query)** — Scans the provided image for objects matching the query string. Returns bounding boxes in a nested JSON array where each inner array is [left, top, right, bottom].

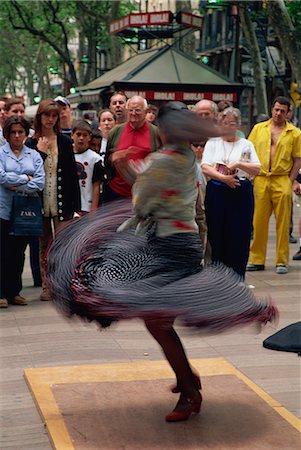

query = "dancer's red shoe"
[[165, 392, 202, 422]]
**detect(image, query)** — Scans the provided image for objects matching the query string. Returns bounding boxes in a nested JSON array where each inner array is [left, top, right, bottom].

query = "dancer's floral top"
[[118, 145, 198, 237]]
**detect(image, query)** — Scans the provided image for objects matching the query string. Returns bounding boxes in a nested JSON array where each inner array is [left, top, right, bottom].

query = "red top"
[[109, 121, 151, 197]]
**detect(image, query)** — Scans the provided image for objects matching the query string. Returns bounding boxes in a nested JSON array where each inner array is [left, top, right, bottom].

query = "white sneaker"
[[276, 265, 288, 274]]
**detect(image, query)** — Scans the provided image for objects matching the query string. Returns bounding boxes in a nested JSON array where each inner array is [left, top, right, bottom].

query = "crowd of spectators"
[[0, 92, 300, 308]]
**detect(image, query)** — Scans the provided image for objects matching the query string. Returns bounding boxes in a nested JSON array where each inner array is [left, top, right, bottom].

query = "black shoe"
[[293, 249, 301, 260], [246, 264, 265, 271], [289, 234, 297, 244]]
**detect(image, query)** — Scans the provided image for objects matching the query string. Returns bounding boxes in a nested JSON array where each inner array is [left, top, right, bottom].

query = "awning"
[[67, 88, 105, 104], [80, 90, 101, 103], [67, 93, 82, 104]]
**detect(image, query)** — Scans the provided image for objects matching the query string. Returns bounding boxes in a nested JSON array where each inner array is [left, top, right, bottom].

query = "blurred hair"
[[5, 97, 25, 112], [217, 100, 233, 112], [34, 99, 60, 137], [126, 96, 148, 110], [3, 115, 30, 140], [272, 96, 290, 111], [98, 108, 116, 122], [91, 129, 102, 139], [147, 104, 158, 114], [157, 101, 220, 144], [220, 107, 242, 125], [109, 91, 127, 103], [195, 99, 218, 114], [72, 119, 92, 134]]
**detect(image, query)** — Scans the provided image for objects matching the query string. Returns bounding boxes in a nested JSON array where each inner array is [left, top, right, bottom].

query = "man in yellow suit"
[[246, 96, 301, 274]]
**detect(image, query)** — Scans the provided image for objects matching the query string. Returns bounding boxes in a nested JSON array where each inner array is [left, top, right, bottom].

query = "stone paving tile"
[[30, 348, 130, 366], [0, 424, 51, 450], [209, 344, 272, 357], [270, 391, 301, 410], [114, 337, 167, 350], [224, 353, 298, 368], [0, 367, 32, 382], [0, 344, 28, 357], [0, 355, 34, 370], [258, 378, 300, 393], [0, 326, 22, 338], [25, 336, 121, 352], [125, 349, 164, 361], [179, 346, 221, 359], [241, 365, 300, 379]]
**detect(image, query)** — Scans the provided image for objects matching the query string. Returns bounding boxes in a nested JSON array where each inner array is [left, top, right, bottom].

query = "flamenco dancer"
[[47, 102, 278, 423]]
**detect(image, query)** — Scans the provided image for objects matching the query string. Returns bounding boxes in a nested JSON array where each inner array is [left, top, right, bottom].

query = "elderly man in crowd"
[[195, 99, 219, 120], [103, 95, 161, 202]]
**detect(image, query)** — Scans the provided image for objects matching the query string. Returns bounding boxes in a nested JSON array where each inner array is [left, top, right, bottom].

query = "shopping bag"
[[9, 194, 43, 237]]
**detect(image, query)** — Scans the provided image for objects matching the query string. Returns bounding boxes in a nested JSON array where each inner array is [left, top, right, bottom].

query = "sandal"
[[0, 298, 8, 308]]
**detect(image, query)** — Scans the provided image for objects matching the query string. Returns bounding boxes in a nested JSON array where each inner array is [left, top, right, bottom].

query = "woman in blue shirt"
[[0, 116, 45, 308]]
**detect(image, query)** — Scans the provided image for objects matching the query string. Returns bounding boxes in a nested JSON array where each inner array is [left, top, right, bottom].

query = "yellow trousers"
[[249, 175, 291, 266]]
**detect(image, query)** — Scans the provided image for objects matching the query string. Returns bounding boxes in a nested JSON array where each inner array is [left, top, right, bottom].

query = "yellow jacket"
[[248, 119, 301, 176]]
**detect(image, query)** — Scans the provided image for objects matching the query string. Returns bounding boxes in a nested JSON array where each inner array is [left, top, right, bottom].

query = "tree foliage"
[[238, 1, 268, 115], [268, 0, 301, 86], [0, 0, 136, 99]]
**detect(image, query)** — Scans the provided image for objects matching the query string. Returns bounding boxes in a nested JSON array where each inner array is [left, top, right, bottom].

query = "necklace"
[[222, 139, 236, 164]]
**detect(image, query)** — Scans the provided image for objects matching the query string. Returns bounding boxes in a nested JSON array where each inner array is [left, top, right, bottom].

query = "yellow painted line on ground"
[[24, 357, 301, 450]]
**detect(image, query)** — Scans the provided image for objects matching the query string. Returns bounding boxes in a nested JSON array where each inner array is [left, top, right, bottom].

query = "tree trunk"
[[25, 62, 34, 104], [108, 34, 122, 69], [78, 29, 85, 86], [84, 34, 94, 85], [238, 3, 268, 115], [175, 0, 195, 53], [268, 0, 301, 86]]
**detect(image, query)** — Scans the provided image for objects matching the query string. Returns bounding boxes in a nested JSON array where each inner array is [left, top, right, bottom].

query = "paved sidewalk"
[[0, 211, 300, 449]]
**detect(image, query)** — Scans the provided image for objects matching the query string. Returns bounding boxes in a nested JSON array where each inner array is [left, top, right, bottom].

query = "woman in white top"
[[201, 107, 261, 278]]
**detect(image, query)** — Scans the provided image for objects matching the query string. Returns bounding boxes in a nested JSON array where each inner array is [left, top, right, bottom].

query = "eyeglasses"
[[223, 121, 238, 126], [191, 142, 205, 147], [127, 109, 143, 114]]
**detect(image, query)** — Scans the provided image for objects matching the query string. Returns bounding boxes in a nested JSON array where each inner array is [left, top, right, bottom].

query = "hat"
[[54, 96, 71, 107]]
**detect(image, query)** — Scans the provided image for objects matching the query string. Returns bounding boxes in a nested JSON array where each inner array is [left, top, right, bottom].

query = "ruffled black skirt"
[[47, 199, 277, 331]]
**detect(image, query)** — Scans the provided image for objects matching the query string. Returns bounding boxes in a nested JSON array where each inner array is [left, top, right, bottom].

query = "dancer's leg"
[[144, 319, 198, 399]]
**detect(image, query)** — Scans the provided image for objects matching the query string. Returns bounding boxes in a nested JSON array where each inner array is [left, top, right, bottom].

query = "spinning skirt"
[[47, 199, 277, 332]]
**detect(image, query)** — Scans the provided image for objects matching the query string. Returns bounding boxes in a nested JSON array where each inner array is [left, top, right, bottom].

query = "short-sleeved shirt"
[[74, 149, 101, 212], [201, 137, 260, 179], [248, 119, 301, 176]]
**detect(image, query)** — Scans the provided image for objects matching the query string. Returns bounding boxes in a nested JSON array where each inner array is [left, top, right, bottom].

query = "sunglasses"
[[191, 142, 205, 147]]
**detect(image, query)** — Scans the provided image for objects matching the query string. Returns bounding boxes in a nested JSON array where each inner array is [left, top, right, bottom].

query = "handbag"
[[9, 193, 43, 237]]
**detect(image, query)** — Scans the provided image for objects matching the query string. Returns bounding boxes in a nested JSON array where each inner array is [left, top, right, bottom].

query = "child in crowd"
[[72, 120, 102, 214], [146, 104, 158, 125], [89, 129, 102, 154]]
